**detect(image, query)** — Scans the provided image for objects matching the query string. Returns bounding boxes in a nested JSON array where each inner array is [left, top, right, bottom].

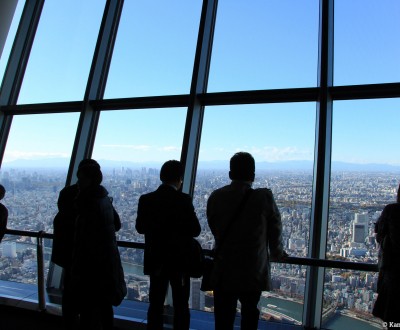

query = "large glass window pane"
[[329, 99, 400, 264], [322, 268, 381, 330], [208, 0, 319, 92], [0, 235, 55, 303], [104, 1, 202, 98], [92, 108, 187, 242], [17, 0, 105, 104], [0, 234, 38, 285], [0, 0, 24, 86], [0, 235, 53, 300], [328, 99, 399, 328], [334, 0, 400, 86], [194, 103, 316, 321], [1, 113, 80, 230], [0, 113, 79, 288]]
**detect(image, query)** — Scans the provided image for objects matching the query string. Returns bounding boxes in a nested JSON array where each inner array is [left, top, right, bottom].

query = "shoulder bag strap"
[[215, 188, 253, 254]]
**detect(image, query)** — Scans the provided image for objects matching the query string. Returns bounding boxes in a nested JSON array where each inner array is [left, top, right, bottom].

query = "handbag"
[[200, 254, 216, 291], [187, 237, 205, 278], [200, 188, 253, 291]]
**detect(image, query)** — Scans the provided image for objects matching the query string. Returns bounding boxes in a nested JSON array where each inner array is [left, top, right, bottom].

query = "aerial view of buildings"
[[0, 164, 398, 329]]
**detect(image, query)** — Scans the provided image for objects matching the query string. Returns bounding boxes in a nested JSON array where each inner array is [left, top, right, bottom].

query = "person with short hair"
[[207, 152, 287, 330], [136, 160, 201, 330], [0, 184, 8, 243]]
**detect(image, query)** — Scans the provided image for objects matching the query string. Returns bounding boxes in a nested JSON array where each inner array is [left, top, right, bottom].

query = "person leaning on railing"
[[51, 159, 123, 330], [206, 152, 288, 330]]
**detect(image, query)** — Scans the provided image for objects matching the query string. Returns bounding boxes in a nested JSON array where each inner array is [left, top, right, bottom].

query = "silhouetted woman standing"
[[71, 160, 124, 329]]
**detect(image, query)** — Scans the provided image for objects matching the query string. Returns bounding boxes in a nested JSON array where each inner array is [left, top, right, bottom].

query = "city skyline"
[[3, 156, 400, 172], [0, 165, 388, 329]]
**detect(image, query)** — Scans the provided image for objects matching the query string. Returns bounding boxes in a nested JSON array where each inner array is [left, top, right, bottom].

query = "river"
[[262, 295, 380, 330]]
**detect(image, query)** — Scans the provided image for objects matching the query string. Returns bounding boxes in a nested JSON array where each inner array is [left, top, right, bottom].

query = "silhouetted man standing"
[[136, 160, 201, 330], [207, 152, 287, 330]]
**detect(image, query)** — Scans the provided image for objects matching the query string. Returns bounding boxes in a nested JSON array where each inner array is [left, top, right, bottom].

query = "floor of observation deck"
[[0, 280, 303, 330]]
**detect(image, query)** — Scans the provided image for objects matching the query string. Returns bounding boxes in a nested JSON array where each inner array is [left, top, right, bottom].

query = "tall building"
[[352, 223, 366, 243], [2, 242, 16, 258], [189, 278, 204, 311], [354, 212, 369, 238]]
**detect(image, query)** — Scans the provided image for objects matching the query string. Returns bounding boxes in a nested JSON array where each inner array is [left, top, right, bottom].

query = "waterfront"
[[261, 295, 303, 323], [323, 311, 381, 330], [120, 261, 381, 330], [262, 295, 380, 330]]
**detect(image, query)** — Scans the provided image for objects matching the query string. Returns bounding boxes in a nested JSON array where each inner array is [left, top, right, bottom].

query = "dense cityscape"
[[0, 164, 398, 329]]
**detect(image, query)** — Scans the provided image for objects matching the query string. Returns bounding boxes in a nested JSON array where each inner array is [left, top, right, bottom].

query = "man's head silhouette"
[[229, 152, 255, 182]]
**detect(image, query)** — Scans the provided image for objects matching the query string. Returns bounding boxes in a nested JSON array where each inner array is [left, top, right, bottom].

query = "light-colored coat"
[[207, 181, 284, 292]]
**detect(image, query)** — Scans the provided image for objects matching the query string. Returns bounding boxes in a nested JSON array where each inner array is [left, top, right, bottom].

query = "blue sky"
[[0, 0, 400, 166]]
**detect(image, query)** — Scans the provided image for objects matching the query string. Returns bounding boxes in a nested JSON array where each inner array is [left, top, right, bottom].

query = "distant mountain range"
[[2, 157, 400, 172], [198, 160, 400, 172]]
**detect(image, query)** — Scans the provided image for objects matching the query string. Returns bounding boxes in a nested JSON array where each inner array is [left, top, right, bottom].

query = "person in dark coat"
[[0, 184, 8, 243], [207, 152, 287, 330], [135, 160, 201, 330], [71, 160, 125, 330], [51, 159, 121, 329], [373, 183, 400, 324]]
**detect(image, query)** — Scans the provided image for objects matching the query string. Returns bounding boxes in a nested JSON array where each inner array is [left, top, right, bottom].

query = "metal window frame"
[[302, 0, 334, 329], [0, 0, 396, 328], [0, 0, 44, 164]]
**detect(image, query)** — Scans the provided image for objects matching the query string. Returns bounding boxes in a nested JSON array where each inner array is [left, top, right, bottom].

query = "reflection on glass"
[[322, 268, 381, 330], [104, 0, 202, 98], [92, 108, 187, 241], [17, 0, 105, 104], [208, 0, 319, 92], [334, 0, 400, 86], [329, 99, 400, 263], [193, 103, 315, 319]]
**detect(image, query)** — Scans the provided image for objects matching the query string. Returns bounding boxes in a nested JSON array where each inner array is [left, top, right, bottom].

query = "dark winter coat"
[[135, 184, 201, 275], [71, 185, 124, 305], [52, 184, 121, 269]]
